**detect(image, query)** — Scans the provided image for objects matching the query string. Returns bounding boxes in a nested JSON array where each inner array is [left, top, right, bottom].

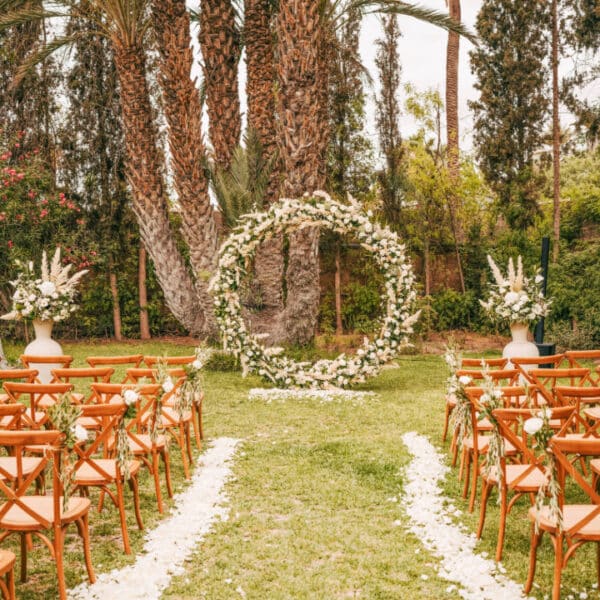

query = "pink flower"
[[40, 209, 48, 218]]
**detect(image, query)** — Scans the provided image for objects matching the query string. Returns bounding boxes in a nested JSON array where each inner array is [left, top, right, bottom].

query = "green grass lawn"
[[2, 340, 599, 599]]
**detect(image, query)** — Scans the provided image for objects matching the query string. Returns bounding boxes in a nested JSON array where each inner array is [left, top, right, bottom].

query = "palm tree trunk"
[[445, 0, 465, 292], [199, 0, 241, 171], [139, 245, 151, 340], [150, 0, 219, 286], [275, 0, 326, 345], [335, 242, 343, 336], [0, 339, 7, 369], [551, 0, 561, 262], [112, 42, 208, 336]]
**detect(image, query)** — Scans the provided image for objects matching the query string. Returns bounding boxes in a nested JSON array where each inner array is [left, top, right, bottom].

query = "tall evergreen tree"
[[470, 0, 550, 230], [374, 14, 405, 232]]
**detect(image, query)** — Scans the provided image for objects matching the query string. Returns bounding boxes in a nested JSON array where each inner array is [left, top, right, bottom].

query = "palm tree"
[[199, 0, 242, 171], [150, 0, 219, 292], [272, 0, 476, 344], [1, 0, 211, 335]]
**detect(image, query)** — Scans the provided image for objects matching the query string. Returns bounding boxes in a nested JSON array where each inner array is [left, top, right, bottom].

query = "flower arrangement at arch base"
[[210, 192, 420, 390]]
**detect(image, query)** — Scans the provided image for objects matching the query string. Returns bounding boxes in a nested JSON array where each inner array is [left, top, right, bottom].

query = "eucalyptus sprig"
[[526, 407, 563, 533]]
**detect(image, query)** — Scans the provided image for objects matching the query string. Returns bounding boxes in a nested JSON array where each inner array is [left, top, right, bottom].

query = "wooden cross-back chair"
[[91, 382, 173, 513], [2, 383, 73, 430], [565, 350, 600, 385], [141, 357, 204, 445], [125, 368, 194, 478], [19, 355, 73, 385], [0, 430, 94, 600], [72, 403, 143, 554], [0, 370, 38, 404], [0, 550, 15, 600], [525, 436, 600, 600], [85, 355, 143, 382], [50, 367, 114, 404], [525, 368, 592, 407], [459, 386, 525, 512], [442, 368, 519, 448], [460, 357, 508, 369], [510, 354, 566, 376], [477, 405, 576, 562], [446, 369, 520, 461]]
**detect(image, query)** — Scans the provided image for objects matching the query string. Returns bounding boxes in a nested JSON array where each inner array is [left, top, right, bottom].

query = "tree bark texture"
[[199, 0, 241, 171], [109, 268, 122, 341], [112, 43, 208, 336], [335, 242, 343, 336], [275, 0, 326, 345], [150, 0, 219, 284], [551, 0, 561, 262], [139, 245, 151, 340]]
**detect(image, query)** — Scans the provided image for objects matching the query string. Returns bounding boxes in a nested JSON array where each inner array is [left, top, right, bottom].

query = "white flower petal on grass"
[[69, 438, 240, 600], [401, 432, 533, 600]]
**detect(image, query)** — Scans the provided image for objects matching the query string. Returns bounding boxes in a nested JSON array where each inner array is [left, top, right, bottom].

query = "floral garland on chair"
[[210, 192, 419, 389]]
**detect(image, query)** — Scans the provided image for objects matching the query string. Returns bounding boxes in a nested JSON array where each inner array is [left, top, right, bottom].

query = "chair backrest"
[[0, 369, 38, 384], [72, 404, 127, 474], [456, 369, 520, 386], [549, 436, 600, 533], [460, 357, 508, 369], [89, 382, 126, 405], [466, 385, 529, 410], [0, 403, 26, 430], [492, 405, 576, 483], [143, 355, 195, 367], [525, 368, 592, 406], [86, 355, 143, 382], [3, 382, 74, 429], [511, 354, 565, 376], [0, 430, 64, 529], [20, 355, 73, 370], [51, 367, 114, 403], [565, 349, 600, 370], [554, 386, 600, 437], [124, 367, 187, 384]]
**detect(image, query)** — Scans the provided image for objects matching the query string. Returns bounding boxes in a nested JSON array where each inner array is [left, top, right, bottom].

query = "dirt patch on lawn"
[[417, 331, 508, 355]]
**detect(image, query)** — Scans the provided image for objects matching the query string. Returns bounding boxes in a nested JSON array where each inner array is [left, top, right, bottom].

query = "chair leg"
[[442, 403, 452, 442], [552, 534, 564, 600], [6, 567, 14, 600], [129, 475, 144, 531], [198, 400, 204, 441], [462, 451, 471, 499], [496, 485, 508, 562], [191, 404, 201, 447], [19, 535, 27, 583], [185, 423, 193, 464], [152, 451, 164, 514], [477, 481, 492, 539], [54, 525, 66, 600], [115, 478, 131, 554], [76, 514, 95, 584], [179, 427, 190, 480], [524, 524, 541, 593], [162, 448, 173, 498], [469, 453, 479, 512]]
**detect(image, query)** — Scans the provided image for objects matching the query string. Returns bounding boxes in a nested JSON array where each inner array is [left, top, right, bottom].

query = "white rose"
[[28, 294, 37, 302], [74, 424, 89, 442], [192, 359, 202, 370], [162, 378, 174, 393], [123, 389, 139, 406], [458, 375, 472, 385], [38, 281, 56, 296], [504, 291, 519, 305], [523, 417, 543, 436]]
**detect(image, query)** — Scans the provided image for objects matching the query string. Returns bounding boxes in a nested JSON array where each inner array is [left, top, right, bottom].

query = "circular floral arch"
[[210, 192, 419, 389]]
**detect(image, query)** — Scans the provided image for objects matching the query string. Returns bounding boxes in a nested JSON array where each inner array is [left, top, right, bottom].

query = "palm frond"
[[349, 0, 477, 43], [0, 8, 66, 30]]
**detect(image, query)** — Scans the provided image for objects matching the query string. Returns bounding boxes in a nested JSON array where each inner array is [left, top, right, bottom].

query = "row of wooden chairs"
[[443, 351, 600, 599], [0, 353, 205, 599]]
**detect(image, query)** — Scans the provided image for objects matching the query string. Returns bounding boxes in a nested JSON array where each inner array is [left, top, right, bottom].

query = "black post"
[[534, 237, 550, 344]]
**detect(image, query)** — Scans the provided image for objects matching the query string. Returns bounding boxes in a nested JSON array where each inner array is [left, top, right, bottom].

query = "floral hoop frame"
[[210, 192, 419, 389]]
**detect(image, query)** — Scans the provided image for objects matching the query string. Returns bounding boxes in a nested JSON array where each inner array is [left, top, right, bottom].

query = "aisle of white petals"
[[69, 437, 241, 600], [401, 431, 532, 600]]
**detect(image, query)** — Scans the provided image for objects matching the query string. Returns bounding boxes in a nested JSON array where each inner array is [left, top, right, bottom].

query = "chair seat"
[[486, 464, 546, 490], [445, 393, 457, 408], [0, 549, 15, 575], [76, 416, 102, 430], [162, 407, 192, 423], [38, 394, 58, 409], [589, 458, 600, 476], [584, 407, 600, 421], [0, 457, 43, 480], [75, 459, 140, 484], [529, 504, 600, 539], [0, 496, 90, 530], [128, 434, 167, 453], [463, 435, 517, 455], [0, 394, 7, 404]]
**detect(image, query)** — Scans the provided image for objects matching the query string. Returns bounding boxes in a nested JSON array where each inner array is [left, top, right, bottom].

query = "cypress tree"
[[470, 0, 551, 230]]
